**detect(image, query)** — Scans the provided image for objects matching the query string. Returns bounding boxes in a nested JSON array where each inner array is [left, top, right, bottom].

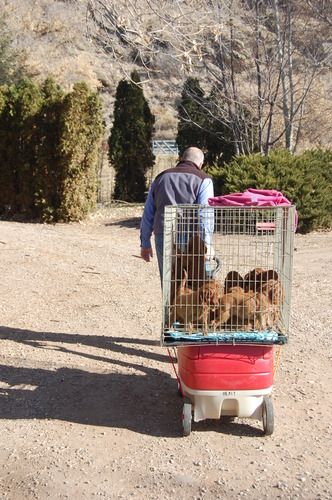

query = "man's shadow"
[[0, 326, 168, 364], [0, 326, 181, 437], [0, 363, 181, 437]]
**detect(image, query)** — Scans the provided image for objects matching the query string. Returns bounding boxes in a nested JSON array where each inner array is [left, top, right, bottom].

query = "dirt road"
[[0, 206, 331, 499]]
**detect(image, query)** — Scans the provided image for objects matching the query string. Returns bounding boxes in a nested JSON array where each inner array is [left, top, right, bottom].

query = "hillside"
[[1, 0, 178, 137], [1, 0, 331, 146]]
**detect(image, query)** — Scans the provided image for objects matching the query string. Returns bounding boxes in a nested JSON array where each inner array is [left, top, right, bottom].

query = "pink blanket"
[[208, 188, 297, 229]]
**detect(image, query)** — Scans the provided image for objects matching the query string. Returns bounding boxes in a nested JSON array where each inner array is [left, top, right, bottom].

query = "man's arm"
[[197, 178, 215, 246], [140, 185, 156, 261], [197, 177, 214, 204]]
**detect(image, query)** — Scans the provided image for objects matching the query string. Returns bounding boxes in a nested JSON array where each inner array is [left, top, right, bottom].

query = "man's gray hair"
[[181, 147, 204, 167]]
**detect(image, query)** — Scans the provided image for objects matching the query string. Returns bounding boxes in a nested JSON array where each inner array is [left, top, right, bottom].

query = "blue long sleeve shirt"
[[140, 172, 214, 249]]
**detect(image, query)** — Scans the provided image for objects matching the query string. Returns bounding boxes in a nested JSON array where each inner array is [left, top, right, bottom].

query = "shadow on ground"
[[0, 326, 180, 436], [0, 326, 264, 438], [195, 418, 263, 437], [0, 363, 181, 437], [0, 326, 167, 363], [105, 217, 141, 229]]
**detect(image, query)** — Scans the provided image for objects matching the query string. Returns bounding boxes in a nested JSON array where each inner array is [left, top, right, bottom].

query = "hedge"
[[0, 78, 104, 222], [208, 149, 332, 233]]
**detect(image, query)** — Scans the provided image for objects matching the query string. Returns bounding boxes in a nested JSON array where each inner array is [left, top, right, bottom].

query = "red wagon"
[[176, 344, 275, 436], [162, 204, 295, 436]]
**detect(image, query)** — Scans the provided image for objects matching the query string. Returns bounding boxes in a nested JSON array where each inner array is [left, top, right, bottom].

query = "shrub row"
[[0, 78, 104, 222], [207, 149, 332, 233]]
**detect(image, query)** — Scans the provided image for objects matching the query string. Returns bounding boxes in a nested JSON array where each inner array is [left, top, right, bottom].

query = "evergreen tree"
[[34, 78, 65, 220], [0, 78, 43, 215], [176, 77, 207, 157], [109, 71, 155, 202], [204, 96, 235, 166], [57, 82, 104, 221], [204, 120, 236, 165], [0, 79, 104, 222], [0, 86, 5, 112], [176, 78, 237, 166], [0, 86, 13, 213], [177, 79, 257, 167]]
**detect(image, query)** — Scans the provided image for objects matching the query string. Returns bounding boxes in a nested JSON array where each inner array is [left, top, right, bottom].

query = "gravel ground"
[[0, 206, 331, 500]]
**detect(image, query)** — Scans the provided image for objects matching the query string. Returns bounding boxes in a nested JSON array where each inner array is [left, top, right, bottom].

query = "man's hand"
[[141, 247, 153, 262]]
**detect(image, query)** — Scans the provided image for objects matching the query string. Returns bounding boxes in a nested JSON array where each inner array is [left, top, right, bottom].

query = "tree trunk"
[[272, 0, 292, 151], [254, 0, 263, 153]]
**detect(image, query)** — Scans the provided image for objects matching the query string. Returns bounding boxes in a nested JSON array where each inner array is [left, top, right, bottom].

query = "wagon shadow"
[[0, 363, 181, 437], [194, 418, 263, 437]]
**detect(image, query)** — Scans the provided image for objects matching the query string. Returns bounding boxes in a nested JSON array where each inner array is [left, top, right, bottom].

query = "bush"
[[0, 78, 104, 222], [34, 78, 65, 221], [291, 149, 332, 233], [0, 78, 43, 216], [56, 82, 104, 221], [208, 149, 332, 233]]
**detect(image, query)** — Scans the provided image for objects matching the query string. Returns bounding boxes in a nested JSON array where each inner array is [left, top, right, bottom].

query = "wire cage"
[[162, 205, 295, 346]]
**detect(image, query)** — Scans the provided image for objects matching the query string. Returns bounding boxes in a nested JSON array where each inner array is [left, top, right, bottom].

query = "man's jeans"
[[154, 233, 192, 286], [154, 233, 164, 284]]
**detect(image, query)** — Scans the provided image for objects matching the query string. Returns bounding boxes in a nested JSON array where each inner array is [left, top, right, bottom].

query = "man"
[[140, 146, 214, 281]]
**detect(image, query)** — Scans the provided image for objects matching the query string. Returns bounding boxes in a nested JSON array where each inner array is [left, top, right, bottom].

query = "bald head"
[[181, 147, 204, 168]]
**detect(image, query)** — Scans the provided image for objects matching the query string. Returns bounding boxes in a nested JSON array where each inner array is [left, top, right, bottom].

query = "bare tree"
[[305, 0, 332, 27], [86, 0, 331, 154], [268, 0, 330, 151]]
